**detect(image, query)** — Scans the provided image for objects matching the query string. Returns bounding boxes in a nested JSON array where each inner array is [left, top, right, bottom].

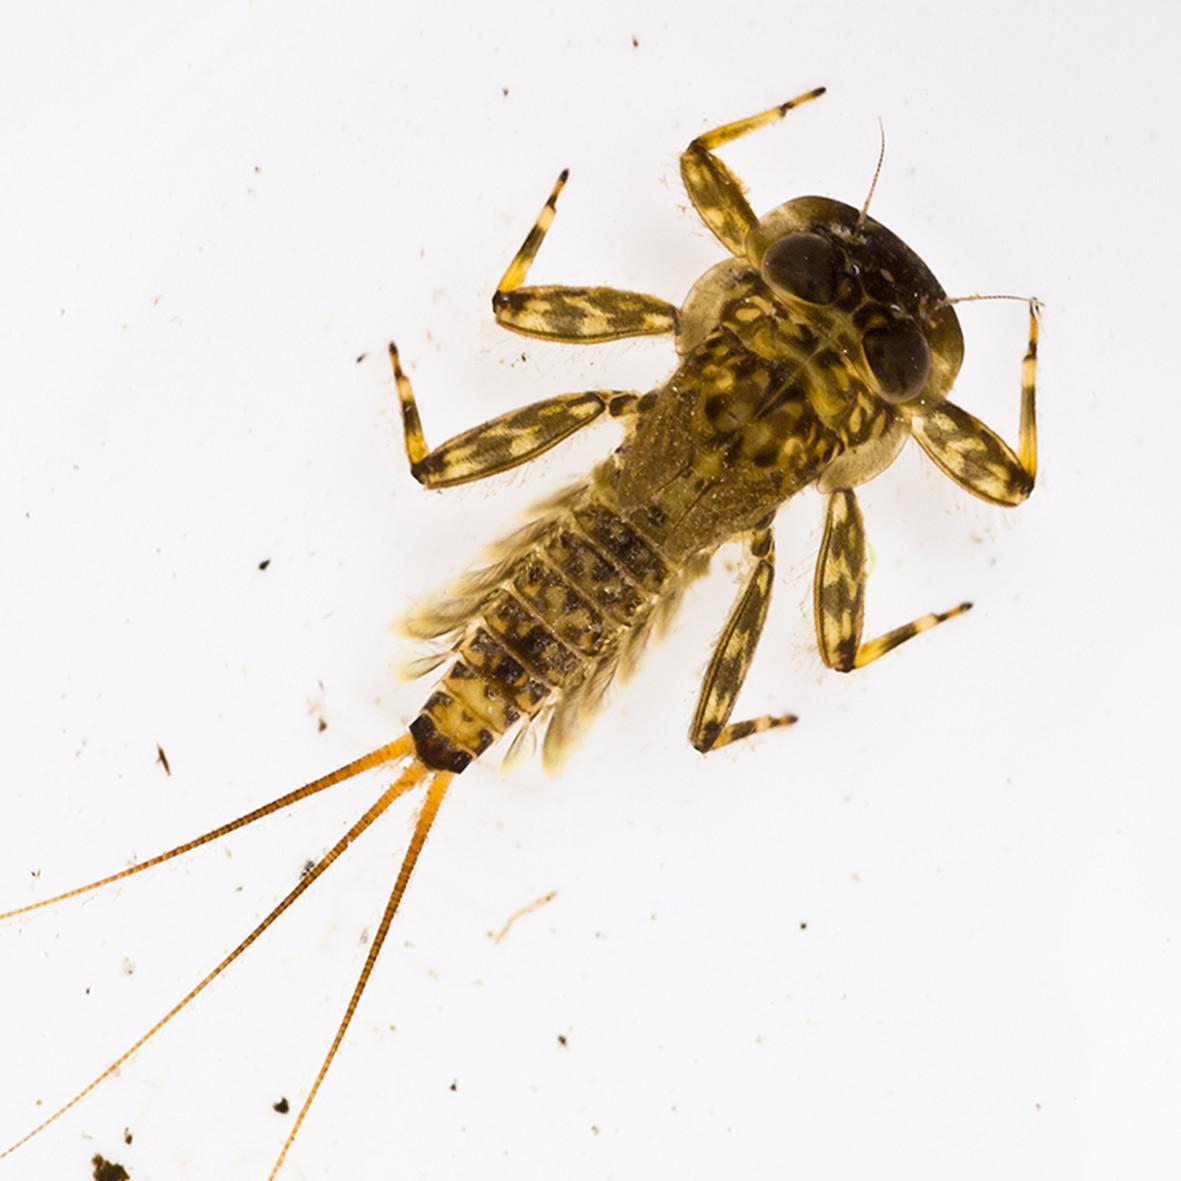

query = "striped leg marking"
[[491, 170, 678, 342], [814, 489, 971, 672], [680, 87, 826, 258], [909, 299, 1040, 506], [389, 344, 646, 488], [690, 528, 797, 753]]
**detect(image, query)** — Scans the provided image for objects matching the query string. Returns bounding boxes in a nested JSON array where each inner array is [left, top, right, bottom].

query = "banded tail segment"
[[0, 736, 414, 922], [1, 738, 452, 1181], [6, 495, 693, 1175]]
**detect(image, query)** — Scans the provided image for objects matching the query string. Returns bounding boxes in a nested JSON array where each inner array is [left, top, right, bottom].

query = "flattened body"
[[403, 109, 1037, 775]]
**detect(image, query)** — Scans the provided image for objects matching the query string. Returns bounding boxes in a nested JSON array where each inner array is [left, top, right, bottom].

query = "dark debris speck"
[[91, 1155, 130, 1181]]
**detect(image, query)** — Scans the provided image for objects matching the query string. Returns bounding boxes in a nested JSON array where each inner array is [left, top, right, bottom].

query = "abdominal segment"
[[408, 489, 683, 773]]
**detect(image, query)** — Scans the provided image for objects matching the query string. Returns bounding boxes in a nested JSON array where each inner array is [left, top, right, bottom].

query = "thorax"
[[614, 261, 903, 558]]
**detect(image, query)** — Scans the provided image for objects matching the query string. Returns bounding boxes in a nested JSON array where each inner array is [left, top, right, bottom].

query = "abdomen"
[[408, 482, 695, 773]]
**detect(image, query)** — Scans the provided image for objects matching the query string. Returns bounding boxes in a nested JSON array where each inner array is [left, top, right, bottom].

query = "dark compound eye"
[[863, 320, 931, 401], [761, 232, 838, 304]]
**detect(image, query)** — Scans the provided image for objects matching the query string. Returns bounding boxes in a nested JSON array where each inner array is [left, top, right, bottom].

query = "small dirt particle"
[[92, 1155, 131, 1181]]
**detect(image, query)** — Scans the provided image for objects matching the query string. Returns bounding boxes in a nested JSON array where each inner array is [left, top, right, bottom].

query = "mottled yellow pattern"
[[492, 167, 678, 342], [393, 92, 1039, 768], [814, 489, 972, 673]]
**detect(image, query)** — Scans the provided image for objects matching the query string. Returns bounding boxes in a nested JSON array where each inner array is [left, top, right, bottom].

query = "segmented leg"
[[909, 300, 1040, 506], [390, 343, 647, 488], [680, 87, 826, 257], [814, 489, 971, 672], [690, 528, 797, 753], [490, 170, 678, 342]]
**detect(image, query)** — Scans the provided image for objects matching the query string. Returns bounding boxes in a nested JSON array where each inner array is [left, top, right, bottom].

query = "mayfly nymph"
[[3, 87, 1039, 1179]]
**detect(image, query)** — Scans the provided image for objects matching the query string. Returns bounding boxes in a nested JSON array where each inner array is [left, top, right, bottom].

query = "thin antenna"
[[857, 117, 887, 231], [942, 293, 1045, 310]]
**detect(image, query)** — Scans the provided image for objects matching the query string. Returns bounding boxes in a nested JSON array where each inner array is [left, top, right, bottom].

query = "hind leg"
[[690, 528, 797, 753]]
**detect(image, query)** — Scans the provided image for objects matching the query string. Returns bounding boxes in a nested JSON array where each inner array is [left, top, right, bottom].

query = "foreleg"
[[909, 299, 1040, 506]]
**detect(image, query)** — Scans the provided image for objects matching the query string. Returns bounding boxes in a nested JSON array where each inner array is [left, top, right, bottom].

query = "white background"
[[2, 3, 1178, 1180]]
